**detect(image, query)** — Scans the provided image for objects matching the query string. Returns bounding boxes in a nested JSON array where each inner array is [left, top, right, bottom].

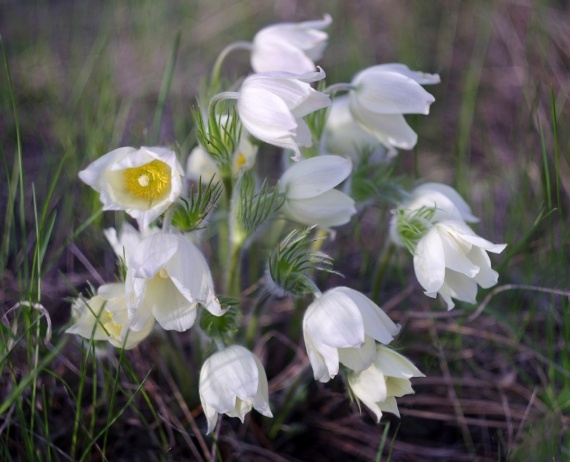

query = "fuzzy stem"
[[371, 241, 395, 301], [210, 41, 253, 88]]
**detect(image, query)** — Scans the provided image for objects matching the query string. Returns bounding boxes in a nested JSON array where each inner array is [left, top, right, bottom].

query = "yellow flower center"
[[123, 160, 171, 200], [235, 152, 247, 169]]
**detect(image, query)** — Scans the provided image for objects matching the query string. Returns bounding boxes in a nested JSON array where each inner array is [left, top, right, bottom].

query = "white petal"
[[438, 227, 480, 277], [349, 365, 388, 403], [378, 396, 400, 417], [385, 377, 415, 398], [280, 155, 352, 199], [303, 329, 338, 382], [376, 345, 425, 379], [349, 108, 418, 150], [468, 247, 500, 288], [146, 276, 198, 331], [336, 287, 400, 344], [352, 69, 435, 115], [304, 291, 366, 349], [282, 189, 356, 227], [78, 147, 135, 190], [130, 233, 179, 279], [338, 335, 377, 372], [373, 63, 441, 85], [413, 228, 446, 294], [252, 40, 316, 74], [413, 183, 478, 222], [440, 270, 478, 307], [252, 356, 273, 418]]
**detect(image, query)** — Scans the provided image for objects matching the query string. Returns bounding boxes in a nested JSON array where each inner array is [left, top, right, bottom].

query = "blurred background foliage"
[[1, 0, 569, 460]]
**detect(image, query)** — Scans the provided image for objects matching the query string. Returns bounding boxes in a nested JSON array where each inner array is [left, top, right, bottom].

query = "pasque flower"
[[251, 14, 332, 74], [391, 183, 506, 310], [348, 64, 440, 152], [348, 345, 424, 421], [126, 232, 225, 332], [237, 68, 330, 161], [79, 146, 184, 229], [278, 155, 356, 228], [66, 283, 154, 350], [413, 220, 506, 310], [199, 345, 272, 434], [303, 287, 400, 382]]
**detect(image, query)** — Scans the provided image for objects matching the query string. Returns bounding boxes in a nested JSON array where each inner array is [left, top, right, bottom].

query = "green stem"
[[371, 241, 395, 301], [245, 289, 271, 349], [226, 238, 244, 297], [210, 41, 253, 88]]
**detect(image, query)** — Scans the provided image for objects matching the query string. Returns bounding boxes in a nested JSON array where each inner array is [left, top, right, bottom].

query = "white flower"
[[237, 68, 330, 161], [199, 345, 272, 434], [126, 232, 225, 332], [303, 287, 400, 382], [348, 64, 440, 152], [79, 146, 184, 229], [251, 14, 332, 74], [186, 133, 257, 183], [278, 155, 356, 228], [413, 220, 506, 310], [322, 95, 388, 163], [104, 222, 159, 263], [66, 283, 154, 350], [348, 345, 424, 422]]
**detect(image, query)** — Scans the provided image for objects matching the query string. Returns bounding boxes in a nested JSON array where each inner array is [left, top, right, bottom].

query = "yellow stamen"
[[123, 160, 171, 200], [235, 152, 247, 169]]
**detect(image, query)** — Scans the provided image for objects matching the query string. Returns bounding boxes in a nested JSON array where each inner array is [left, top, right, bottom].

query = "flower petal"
[[413, 227, 446, 295]]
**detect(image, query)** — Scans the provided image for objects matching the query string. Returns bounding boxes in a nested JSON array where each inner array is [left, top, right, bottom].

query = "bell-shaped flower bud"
[[303, 287, 400, 382], [251, 14, 332, 74], [348, 64, 440, 152], [237, 68, 330, 161], [199, 345, 272, 434], [278, 155, 356, 228]]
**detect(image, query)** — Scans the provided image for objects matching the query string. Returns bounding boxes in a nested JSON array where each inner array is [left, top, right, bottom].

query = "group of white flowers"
[[68, 15, 506, 434]]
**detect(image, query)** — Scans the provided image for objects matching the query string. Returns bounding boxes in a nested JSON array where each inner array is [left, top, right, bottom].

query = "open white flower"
[[251, 14, 332, 74], [348, 64, 440, 152], [199, 345, 272, 434], [348, 345, 424, 422], [126, 232, 225, 332], [303, 287, 400, 382], [66, 283, 154, 350], [79, 146, 184, 229], [322, 95, 387, 163], [279, 155, 356, 228], [414, 220, 506, 310], [237, 68, 330, 161]]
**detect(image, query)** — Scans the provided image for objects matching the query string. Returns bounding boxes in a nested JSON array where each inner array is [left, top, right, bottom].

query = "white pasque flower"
[[390, 182, 506, 310], [79, 146, 184, 229], [66, 283, 155, 350], [348, 345, 424, 422], [251, 14, 332, 74], [199, 345, 272, 434], [237, 68, 330, 161], [303, 287, 400, 382], [321, 95, 388, 163], [348, 64, 440, 152], [413, 220, 506, 310], [279, 155, 356, 228], [126, 232, 225, 332]]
